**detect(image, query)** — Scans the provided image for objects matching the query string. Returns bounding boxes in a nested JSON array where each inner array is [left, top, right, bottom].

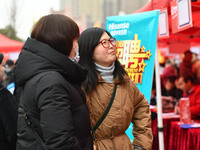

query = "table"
[[169, 121, 200, 150], [151, 113, 180, 150]]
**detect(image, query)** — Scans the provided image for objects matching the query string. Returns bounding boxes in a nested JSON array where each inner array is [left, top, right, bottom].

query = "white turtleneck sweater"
[[95, 62, 115, 83]]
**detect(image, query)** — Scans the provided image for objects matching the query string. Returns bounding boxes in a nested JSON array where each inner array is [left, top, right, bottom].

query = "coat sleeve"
[[190, 87, 200, 118], [130, 81, 153, 150], [36, 77, 82, 150]]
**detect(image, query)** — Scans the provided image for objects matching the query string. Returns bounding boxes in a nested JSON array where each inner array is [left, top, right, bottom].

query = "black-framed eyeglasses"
[[98, 38, 116, 48]]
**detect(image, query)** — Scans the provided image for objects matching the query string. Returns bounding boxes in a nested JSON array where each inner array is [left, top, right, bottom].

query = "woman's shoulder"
[[0, 84, 17, 109], [120, 74, 136, 86], [193, 85, 200, 92], [34, 71, 66, 85], [27, 71, 72, 94]]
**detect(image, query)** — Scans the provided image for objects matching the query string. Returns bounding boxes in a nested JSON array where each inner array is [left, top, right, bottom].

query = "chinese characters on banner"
[[116, 35, 152, 84]]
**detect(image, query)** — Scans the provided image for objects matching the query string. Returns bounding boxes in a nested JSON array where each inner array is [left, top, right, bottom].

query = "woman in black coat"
[[0, 53, 18, 150], [13, 14, 93, 150]]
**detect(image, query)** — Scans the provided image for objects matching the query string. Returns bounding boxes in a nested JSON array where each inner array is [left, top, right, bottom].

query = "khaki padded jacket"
[[86, 75, 153, 150]]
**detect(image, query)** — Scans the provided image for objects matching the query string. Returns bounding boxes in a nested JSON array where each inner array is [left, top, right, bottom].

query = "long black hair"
[[78, 27, 127, 93]]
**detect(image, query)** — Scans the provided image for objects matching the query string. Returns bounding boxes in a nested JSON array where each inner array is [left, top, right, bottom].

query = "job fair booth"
[[106, 0, 200, 149], [136, 1, 200, 150]]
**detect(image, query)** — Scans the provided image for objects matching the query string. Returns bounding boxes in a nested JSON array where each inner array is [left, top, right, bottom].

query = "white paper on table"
[[162, 112, 180, 119]]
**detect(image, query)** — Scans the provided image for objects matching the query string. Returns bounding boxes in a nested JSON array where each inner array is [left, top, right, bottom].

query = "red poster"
[[170, 0, 193, 34]]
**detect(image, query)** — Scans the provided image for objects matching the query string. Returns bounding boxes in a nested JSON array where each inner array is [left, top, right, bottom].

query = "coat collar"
[[14, 38, 88, 86]]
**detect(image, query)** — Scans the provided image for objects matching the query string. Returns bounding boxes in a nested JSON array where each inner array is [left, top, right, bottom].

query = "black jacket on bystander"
[[0, 83, 18, 150]]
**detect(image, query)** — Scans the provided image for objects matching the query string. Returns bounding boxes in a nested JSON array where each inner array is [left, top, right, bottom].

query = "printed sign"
[[106, 10, 159, 142], [158, 8, 169, 38], [170, 0, 192, 33], [106, 10, 159, 103]]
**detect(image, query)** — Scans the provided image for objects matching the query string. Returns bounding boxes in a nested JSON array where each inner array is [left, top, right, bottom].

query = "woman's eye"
[[102, 41, 107, 44]]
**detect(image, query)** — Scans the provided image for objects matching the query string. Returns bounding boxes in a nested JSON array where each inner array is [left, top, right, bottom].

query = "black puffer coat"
[[0, 83, 18, 150], [13, 38, 93, 150]]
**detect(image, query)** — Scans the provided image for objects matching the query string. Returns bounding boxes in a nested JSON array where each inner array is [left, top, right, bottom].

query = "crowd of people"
[[151, 50, 200, 119], [0, 13, 199, 150]]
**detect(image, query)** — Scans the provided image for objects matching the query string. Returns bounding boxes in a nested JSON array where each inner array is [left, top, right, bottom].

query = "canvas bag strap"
[[92, 83, 117, 132]]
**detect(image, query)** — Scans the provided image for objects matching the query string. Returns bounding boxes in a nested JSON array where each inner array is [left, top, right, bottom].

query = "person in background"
[[176, 74, 200, 119], [2, 59, 16, 94], [179, 50, 193, 77], [78, 27, 153, 150], [161, 65, 182, 112], [0, 53, 18, 150], [192, 53, 200, 82], [3, 59, 14, 88], [150, 72, 156, 106], [13, 14, 93, 150]]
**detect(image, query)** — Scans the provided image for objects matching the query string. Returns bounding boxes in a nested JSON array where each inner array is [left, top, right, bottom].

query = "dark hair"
[[78, 27, 127, 93], [168, 76, 177, 84], [182, 75, 195, 84], [0, 53, 4, 64], [183, 50, 192, 62], [6, 59, 14, 66], [184, 50, 192, 55], [31, 14, 79, 56]]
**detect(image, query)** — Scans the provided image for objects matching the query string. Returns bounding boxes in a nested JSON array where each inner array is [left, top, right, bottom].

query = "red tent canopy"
[[0, 34, 24, 53], [135, 0, 200, 54]]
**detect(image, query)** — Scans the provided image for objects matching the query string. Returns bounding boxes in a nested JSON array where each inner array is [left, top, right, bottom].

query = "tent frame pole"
[[155, 45, 164, 150]]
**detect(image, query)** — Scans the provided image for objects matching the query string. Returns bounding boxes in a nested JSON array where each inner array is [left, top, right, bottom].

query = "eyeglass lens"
[[102, 38, 116, 48]]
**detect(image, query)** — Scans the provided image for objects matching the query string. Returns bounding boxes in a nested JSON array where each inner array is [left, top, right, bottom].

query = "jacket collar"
[[14, 38, 88, 85]]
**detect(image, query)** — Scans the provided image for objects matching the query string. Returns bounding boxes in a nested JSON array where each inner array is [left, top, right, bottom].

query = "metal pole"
[[155, 45, 164, 150]]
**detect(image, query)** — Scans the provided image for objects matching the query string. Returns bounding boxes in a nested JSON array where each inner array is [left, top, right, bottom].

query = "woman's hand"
[[174, 106, 180, 114], [93, 144, 97, 150]]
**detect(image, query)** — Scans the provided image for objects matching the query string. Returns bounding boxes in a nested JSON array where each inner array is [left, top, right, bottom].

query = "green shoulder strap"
[[92, 83, 117, 132]]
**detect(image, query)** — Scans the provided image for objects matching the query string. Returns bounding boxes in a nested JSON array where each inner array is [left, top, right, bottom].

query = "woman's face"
[[0, 61, 5, 82], [93, 32, 116, 67]]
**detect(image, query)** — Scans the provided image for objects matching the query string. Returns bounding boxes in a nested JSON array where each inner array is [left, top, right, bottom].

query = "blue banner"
[[106, 10, 159, 142], [106, 10, 159, 103]]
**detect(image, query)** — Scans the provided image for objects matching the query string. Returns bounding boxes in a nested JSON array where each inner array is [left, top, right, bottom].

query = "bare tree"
[[0, 0, 24, 41], [10, 0, 17, 30]]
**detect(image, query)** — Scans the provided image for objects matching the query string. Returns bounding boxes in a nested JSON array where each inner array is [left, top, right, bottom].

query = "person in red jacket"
[[177, 75, 200, 119]]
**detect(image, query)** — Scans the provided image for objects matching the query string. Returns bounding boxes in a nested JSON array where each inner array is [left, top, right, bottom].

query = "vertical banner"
[[106, 10, 159, 103], [106, 10, 159, 142]]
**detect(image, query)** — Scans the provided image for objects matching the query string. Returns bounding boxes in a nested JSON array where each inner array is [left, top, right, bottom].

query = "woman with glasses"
[[78, 27, 153, 150]]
